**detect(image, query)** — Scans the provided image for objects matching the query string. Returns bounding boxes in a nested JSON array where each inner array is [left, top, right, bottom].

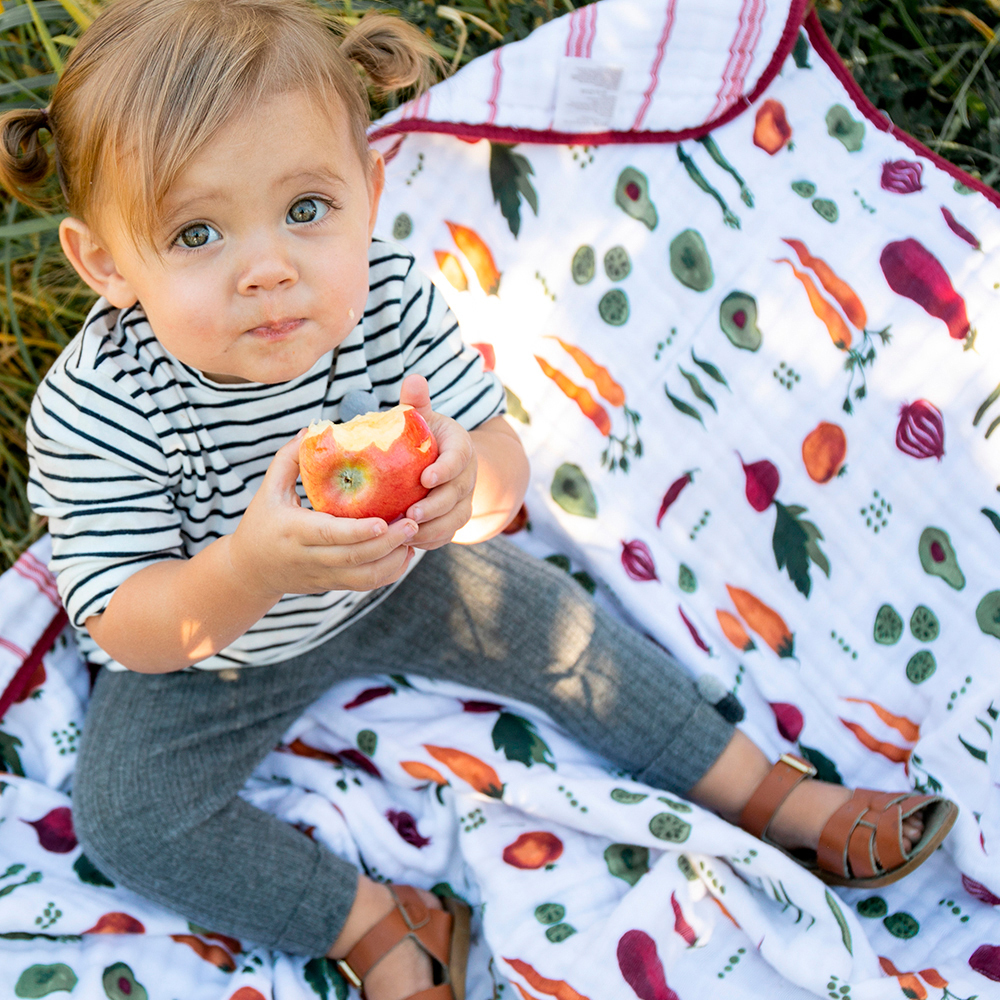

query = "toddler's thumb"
[[263, 428, 307, 502], [399, 374, 432, 419]]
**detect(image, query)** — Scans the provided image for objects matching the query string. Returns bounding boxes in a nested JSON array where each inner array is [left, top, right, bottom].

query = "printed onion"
[[621, 539, 659, 582], [896, 400, 945, 460]]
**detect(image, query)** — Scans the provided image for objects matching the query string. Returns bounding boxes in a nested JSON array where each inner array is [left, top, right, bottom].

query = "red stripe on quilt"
[[13, 551, 59, 606], [708, 0, 767, 121], [565, 6, 582, 57], [486, 48, 503, 125], [632, 0, 679, 130], [0, 637, 27, 660], [583, 3, 597, 59], [0, 606, 67, 723]]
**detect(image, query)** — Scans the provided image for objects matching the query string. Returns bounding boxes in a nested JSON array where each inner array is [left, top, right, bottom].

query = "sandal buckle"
[[779, 752, 817, 776], [334, 960, 364, 990]]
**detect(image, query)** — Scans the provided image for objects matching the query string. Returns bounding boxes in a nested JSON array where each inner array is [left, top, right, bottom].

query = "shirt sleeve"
[[26, 361, 184, 629], [397, 263, 506, 430]]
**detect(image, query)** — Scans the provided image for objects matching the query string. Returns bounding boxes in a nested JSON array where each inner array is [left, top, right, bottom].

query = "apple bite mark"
[[299, 404, 439, 522]]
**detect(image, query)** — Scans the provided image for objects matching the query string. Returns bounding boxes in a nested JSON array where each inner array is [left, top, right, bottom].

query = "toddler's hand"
[[230, 431, 417, 598], [399, 374, 477, 550]]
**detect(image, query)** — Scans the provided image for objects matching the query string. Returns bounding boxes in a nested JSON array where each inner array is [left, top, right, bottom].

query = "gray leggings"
[[73, 538, 733, 956]]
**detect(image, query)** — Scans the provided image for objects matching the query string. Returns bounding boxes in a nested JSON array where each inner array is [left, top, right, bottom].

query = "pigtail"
[[0, 107, 55, 210], [338, 13, 443, 98]]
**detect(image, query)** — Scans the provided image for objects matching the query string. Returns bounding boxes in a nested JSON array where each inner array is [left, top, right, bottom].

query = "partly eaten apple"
[[299, 404, 439, 521]]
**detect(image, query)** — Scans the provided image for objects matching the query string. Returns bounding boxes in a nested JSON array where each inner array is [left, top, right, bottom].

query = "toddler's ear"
[[366, 149, 385, 239], [59, 217, 138, 308]]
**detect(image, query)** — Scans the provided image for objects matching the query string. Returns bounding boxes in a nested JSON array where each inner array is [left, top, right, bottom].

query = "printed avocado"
[[906, 650, 936, 684], [550, 464, 597, 518], [873, 604, 903, 645], [603, 245, 632, 281], [571, 245, 596, 285], [976, 591, 1000, 639], [599, 288, 630, 326], [604, 843, 650, 886], [719, 291, 761, 350], [670, 230, 714, 292], [15, 965, 78, 998], [909, 605, 939, 642], [102, 964, 148, 1000], [791, 180, 816, 198], [826, 104, 865, 152], [615, 167, 658, 230], [918, 527, 965, 589]]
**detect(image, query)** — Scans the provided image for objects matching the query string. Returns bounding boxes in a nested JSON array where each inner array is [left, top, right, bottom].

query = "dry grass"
[[1, 0, 997, 569]]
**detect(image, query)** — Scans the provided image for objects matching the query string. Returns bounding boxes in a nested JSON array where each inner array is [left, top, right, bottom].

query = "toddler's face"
[[98, 90, 383, 384]]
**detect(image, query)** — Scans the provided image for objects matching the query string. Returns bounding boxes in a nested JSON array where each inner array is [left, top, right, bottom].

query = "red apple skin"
[[299, 405, 439, 522]]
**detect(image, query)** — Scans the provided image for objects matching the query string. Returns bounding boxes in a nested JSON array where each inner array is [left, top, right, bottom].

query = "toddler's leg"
[[74, 661, 363, 955]]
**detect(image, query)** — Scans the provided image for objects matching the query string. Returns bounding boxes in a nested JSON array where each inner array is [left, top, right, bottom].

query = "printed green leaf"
[[772, 501, 813, 598], [825, 890, 853, 955], [983, 508, 1000, 536], [959, 735, 989, 762], [678, 366, 717, 412], [0, 731, 24, 777], [304, 957, 348, 1000], [690, 349, 729, 388], [73, 854, 115, 888], [801, 519, 831, 578], [489, 143, 538, 238], [798, 745, 843, 784], [492, 712, 555, 769], [664, 385, 704, 426]]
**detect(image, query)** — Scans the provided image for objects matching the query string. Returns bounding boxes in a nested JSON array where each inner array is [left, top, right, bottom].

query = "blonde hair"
[[0, 0, 440, 245]]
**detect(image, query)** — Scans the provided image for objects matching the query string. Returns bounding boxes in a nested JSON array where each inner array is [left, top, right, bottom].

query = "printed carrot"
[[503, 959, 591, 1000], [879, 958, 928, 1000], [170, 935, 237, 972], [840, 719, 911, 764], [535, 355, 612, 436], [515, 986, 544, 1000], [781, 239, 867, 329], [716, 610, 755, 652], [670, 891, 697, 946], [842, 697, 920, 742], [917, 969, 948, 989], [424, 745, 505, 798], [401, 760, 449, 785], [726, 586, 794, 658], [446, 221, 501, 295], [547, 337, 626, 407], [679, 606, 711, 654], [434, 250, 468, 291], [775, 258, 852, 349]]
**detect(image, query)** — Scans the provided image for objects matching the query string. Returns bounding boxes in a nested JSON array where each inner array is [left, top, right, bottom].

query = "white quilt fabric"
[[2, 1, 1000, 998]]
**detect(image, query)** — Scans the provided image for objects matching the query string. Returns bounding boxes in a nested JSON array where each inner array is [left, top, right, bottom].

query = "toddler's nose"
[[237, 242, 298, 294]]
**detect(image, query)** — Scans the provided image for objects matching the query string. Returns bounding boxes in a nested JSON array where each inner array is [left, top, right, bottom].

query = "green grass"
[[0, 0, 998, 569]]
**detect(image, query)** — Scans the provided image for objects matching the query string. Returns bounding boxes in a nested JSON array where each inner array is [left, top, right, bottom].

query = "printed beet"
[[970, 944, 1000, 982], [617, 929, 679, 1000], [880, 239, 971, 342], [503, 831, 563, 869], [24, 807, 76, 853], [386, 809, 430, 848], [738, 454, 779, 511], [896, 400, 944, 460]]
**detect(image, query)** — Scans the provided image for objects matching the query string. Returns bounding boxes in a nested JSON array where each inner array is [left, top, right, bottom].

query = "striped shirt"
[[26, 241, 505, 672]]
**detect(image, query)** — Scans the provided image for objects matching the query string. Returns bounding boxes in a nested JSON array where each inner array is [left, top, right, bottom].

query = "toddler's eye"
[[175, 223, 220, 248], [287, 198, 329, 225]]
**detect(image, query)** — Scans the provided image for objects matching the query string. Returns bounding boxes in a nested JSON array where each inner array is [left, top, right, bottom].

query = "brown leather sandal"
[[335, 885, 471, 1000], [740, 753, 959, 889]]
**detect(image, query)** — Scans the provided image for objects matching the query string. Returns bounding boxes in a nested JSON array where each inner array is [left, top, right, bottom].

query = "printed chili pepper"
[[656, 470, 696, 527], [880, 238, 972, 343], [670, 891, 697, 946], [445, 221, 501, 294], [842, 697, 919, 741], [780, 238, 867, 329], [535, 356, 612, 436], [897, 399, 945, 460], [616, 929, 680, 1000], [726, 586, 794, 658], [621, 539, 659, 582], [941, 205, 981, 250], [503, 958, 590, 1000], [717, 610, 755, 652], [343, 685, 395, 710], [339, 748, 382, 777], [737, 453, 779, 511], [547, 337, 626, 407], [775, 258, 852, 349], [462, 700, 504, 713], [425, 745, 505, 798], [678, 606, 710, 654], [840, 719, 911, 764]]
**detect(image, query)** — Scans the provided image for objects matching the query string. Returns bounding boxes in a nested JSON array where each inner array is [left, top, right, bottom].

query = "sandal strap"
[[818, 790, 937, 879], [739, 754, 818, 840], [341, 886, 453, 984], [405, 988, 454, 1000]]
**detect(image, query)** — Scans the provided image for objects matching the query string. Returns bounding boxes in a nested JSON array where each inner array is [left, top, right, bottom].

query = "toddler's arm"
[[86, 433, 417, 674]]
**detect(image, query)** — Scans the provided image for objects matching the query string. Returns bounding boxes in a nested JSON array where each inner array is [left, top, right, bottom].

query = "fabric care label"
[[552, 57, 623, 132]]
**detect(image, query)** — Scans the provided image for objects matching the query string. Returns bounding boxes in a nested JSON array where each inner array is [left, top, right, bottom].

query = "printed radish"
[[896, 400, 945, 460], [770, 702, 804, 742], [738, 453, 779, 511], [880, 238, 971, 342]]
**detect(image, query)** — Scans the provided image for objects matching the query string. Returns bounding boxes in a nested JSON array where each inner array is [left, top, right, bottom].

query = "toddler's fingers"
[[421, 435, 474, 490], [302, 512, 417, 550], [260, 429, 308, 503], [329, 542, 414, 591], [406, 477, 469, 524]]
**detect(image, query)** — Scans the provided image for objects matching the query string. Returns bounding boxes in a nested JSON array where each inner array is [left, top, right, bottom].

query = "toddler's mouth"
[[247, 318, 304, 340]]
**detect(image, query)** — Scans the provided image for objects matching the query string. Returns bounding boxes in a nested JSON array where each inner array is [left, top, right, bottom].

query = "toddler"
[[0, 2, 955, 998]]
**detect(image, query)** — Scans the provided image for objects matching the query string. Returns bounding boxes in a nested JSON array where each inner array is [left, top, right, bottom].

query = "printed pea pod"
[[617, 929, 680, 1000]]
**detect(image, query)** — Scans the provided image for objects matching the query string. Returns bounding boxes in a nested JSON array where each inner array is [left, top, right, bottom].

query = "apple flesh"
[[299, 404, 438, 521]]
